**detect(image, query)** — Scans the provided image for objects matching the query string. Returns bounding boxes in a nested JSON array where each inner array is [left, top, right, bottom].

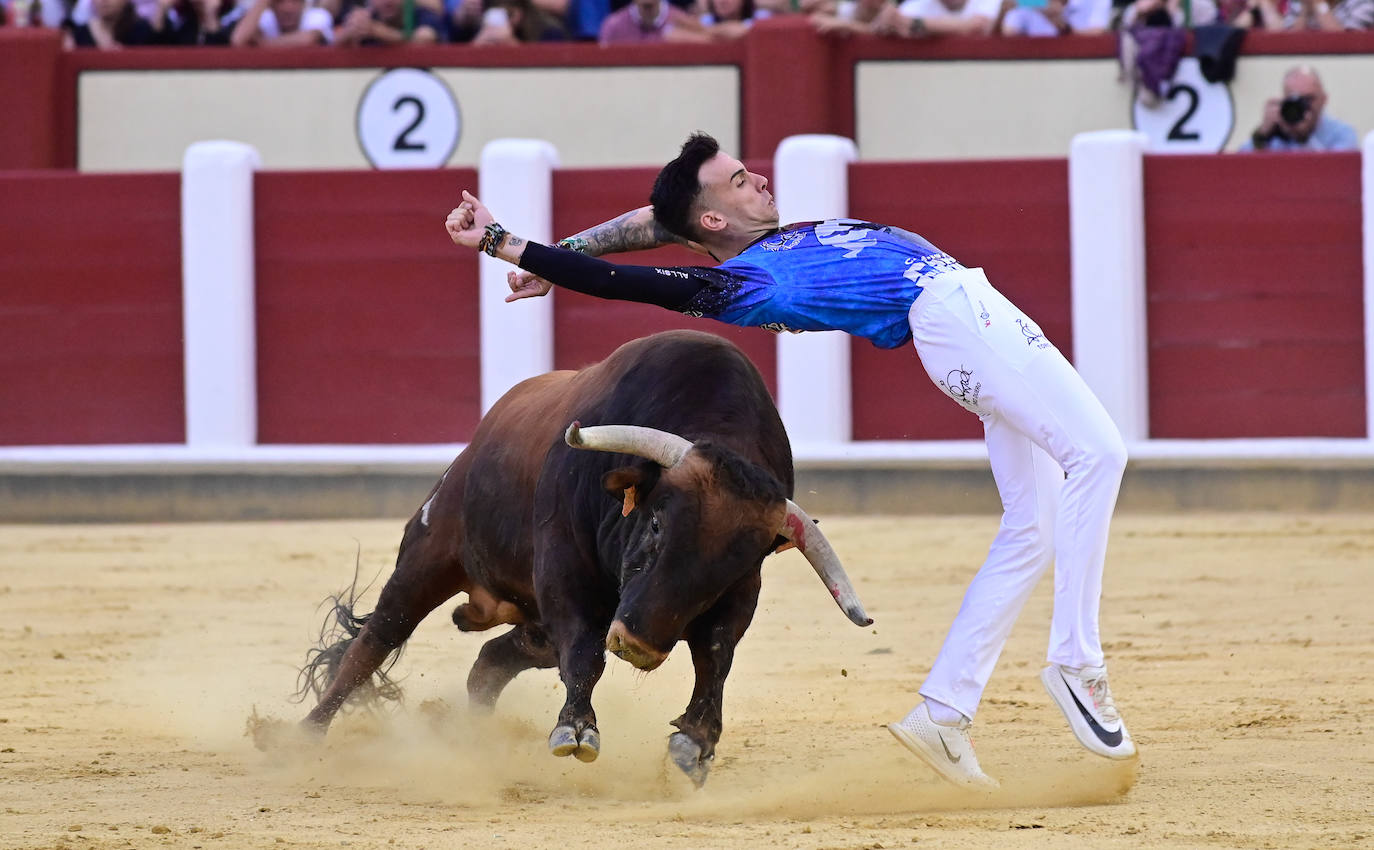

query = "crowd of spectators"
[[1, 0, 1368, 46]]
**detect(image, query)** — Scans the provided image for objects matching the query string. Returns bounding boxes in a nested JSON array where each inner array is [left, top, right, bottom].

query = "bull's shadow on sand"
[[247, 697, 1137, 818]]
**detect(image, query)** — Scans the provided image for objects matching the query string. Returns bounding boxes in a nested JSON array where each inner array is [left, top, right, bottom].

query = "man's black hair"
[[650, 132, 720, 243]]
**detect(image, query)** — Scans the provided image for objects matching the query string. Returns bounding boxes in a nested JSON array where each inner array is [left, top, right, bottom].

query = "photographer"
[[1240, 65, 1359, 152]]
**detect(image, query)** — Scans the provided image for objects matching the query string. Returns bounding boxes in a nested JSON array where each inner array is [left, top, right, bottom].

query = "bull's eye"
[[650, 515, 661, 534]]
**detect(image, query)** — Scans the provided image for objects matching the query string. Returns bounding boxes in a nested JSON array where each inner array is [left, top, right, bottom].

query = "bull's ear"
[[602, 462, 661, 515], [603, 465, 643, 516]]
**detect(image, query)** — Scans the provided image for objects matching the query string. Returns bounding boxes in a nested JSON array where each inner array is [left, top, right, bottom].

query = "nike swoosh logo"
[[937, 731, 962, 763], [1059, 670, 1124, 748]]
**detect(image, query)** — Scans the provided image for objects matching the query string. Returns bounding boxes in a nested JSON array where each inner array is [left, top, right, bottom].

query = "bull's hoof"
[[668, 731, 712, 788], [549, 724, 600, 763]]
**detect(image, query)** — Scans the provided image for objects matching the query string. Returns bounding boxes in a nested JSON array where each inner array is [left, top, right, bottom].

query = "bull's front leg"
[[671, 572, 762, 788], [549, 624, 608, 762]]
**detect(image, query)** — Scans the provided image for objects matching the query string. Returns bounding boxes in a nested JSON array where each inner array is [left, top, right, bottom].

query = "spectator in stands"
[[5, 0, 68, 26], [810, 0, 888, 35], [334, 0, 443, 43], [64, 0, 158, 43], [231, 0, 334, 43], [598, 0, 705, 42], [66, 0, 163, 33], [883, 0, 1009, 37], [466, 0, 566, 41], [1215, 0, 1285, 28], [697, 0, 766, 39], [1240, 65, 1359, 152], [1282, 0, 1372, 27], [1118, 0, 1216, 26], [1001, 0, 1109, 35], [446, 0, 484, 38], [155, 0, 243, 43]]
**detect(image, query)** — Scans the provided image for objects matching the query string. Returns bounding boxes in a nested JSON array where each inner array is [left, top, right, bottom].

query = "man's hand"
[[1258, 98, 1282, 137], [445, 190, 495, 249], [506, 270, 552, 302]]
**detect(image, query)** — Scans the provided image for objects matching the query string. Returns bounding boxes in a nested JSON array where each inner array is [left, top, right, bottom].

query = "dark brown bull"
[[297, 329, 870, 786]]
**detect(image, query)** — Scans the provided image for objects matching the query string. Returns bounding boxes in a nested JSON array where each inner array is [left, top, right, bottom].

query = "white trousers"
[[908, 269, 1127, 720]]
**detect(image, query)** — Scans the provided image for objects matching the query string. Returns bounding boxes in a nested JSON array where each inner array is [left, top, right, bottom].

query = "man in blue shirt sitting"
[[1241, 65, 1359, 152]]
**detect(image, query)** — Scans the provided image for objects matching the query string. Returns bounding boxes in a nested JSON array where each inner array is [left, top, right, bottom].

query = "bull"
[[296, 329, 871, 786]]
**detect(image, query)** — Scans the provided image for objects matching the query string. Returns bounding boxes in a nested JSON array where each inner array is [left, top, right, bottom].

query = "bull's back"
[[456, 330, 791, 596]]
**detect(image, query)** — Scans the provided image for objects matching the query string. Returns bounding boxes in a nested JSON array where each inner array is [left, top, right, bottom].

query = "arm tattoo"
[[506, 235, 525, 248], [561, 209, 690, 257]]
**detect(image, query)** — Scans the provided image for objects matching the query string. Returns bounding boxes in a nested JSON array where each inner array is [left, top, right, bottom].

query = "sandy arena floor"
[[1, 512, 1371, 849]]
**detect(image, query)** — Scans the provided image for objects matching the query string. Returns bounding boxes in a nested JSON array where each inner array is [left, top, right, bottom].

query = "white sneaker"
[[887, 702, 998, 790], [1041, 664, 1137, 759]]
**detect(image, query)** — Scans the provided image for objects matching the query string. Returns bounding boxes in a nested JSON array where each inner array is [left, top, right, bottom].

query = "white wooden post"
[[181, 141, 261, 449], [773, 135, 858, 446], [478, 139, 559, 414], [1069, 130, 1149, 442]]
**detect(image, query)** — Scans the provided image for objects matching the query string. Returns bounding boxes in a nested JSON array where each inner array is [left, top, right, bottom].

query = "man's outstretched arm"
[[446, 191, 709, 308], [557, 205, 706, 257]]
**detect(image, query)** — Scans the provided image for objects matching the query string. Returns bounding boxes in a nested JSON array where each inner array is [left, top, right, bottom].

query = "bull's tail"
[[293, 554, 405, 711]]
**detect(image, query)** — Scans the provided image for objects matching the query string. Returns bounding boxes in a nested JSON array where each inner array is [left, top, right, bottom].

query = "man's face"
[[633, 0, 661, 23], [696, 152, 779, 237], [273, 0, 305, 30], [1281, 70, 1326, 141]]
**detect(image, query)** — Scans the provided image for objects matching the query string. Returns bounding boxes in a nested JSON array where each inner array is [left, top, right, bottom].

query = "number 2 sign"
[[357, 68, 461, 169], [1131, 57, 1234, 154]]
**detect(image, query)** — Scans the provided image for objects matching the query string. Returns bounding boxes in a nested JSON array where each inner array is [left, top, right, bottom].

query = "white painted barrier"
[[773, 135, 857, 446], [180, 141, 261, 450], [478, 139, 559, 414], [1069, 130, 1149, 442]]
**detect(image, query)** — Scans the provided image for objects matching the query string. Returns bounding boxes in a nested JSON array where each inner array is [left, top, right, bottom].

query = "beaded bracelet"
[[479, 222, 509, 257]]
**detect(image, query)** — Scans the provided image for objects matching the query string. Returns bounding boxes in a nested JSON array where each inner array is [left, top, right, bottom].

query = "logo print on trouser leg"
[[937, 366, 982, 411]]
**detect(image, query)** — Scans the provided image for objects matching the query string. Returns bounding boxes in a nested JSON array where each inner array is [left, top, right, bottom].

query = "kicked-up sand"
[[1, 513, 1371, 849]]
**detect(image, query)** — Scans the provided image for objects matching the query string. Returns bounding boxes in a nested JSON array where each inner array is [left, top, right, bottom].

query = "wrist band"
[[479, 222, 509, 257], [557, 236, 591, 254]]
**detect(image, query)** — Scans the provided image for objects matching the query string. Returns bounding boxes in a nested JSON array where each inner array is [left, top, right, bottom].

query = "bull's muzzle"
[[605, 620, 667, 671]]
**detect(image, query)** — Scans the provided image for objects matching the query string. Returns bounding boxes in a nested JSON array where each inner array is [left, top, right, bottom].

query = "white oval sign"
[[1131, 57, 1234, 154], [357, 68, 461, 169]]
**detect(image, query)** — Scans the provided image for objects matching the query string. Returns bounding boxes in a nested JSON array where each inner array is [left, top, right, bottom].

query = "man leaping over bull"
[[445, 132, 1136, 790]]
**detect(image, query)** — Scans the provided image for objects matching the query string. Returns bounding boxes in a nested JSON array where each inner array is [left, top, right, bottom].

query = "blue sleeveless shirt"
[[678, 219, 965, 349]]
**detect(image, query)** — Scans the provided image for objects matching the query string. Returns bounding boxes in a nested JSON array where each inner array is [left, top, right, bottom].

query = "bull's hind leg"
[[466, 624, 557, 709], [670, 571, 763, 787], [301, 516, 467, 733]]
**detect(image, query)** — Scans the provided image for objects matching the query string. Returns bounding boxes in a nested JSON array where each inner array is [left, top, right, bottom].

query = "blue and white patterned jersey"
[[679, 220, 965, 349]]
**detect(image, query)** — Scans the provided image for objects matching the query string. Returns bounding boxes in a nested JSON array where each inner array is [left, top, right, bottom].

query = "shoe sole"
[[886, 723, 998, 790], [1040, 666, 1137, 760]]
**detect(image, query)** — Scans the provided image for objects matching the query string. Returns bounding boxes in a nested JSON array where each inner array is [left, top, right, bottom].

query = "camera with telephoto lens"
[[1280, 94, 1313, 124]]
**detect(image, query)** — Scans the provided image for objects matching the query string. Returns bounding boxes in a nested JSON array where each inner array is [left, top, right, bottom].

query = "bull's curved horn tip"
[[564, 421, 583, 447]]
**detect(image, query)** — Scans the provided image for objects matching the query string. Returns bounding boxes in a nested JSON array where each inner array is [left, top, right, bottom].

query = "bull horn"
[[564, 421, 693, 468], [780, 500, 873, 627]]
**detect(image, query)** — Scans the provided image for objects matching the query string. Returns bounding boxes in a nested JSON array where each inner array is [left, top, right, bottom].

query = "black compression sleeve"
[[518, 242, 708, 310]]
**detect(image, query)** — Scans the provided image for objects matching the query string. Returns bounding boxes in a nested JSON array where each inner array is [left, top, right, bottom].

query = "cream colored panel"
[[857, 60, 1125, 161], [79, 66, 739, 173], [858, 55, 1373, 160]]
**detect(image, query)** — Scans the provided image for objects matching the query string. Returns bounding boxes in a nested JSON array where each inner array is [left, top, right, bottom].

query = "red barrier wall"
[[253, 168, 482, 443], [0, 172, 184, 445], [0, 30, 62, 170], [848, 159, 1073, 440], [1143, 152, 1364, 438], [550, 165, 779, 391]]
